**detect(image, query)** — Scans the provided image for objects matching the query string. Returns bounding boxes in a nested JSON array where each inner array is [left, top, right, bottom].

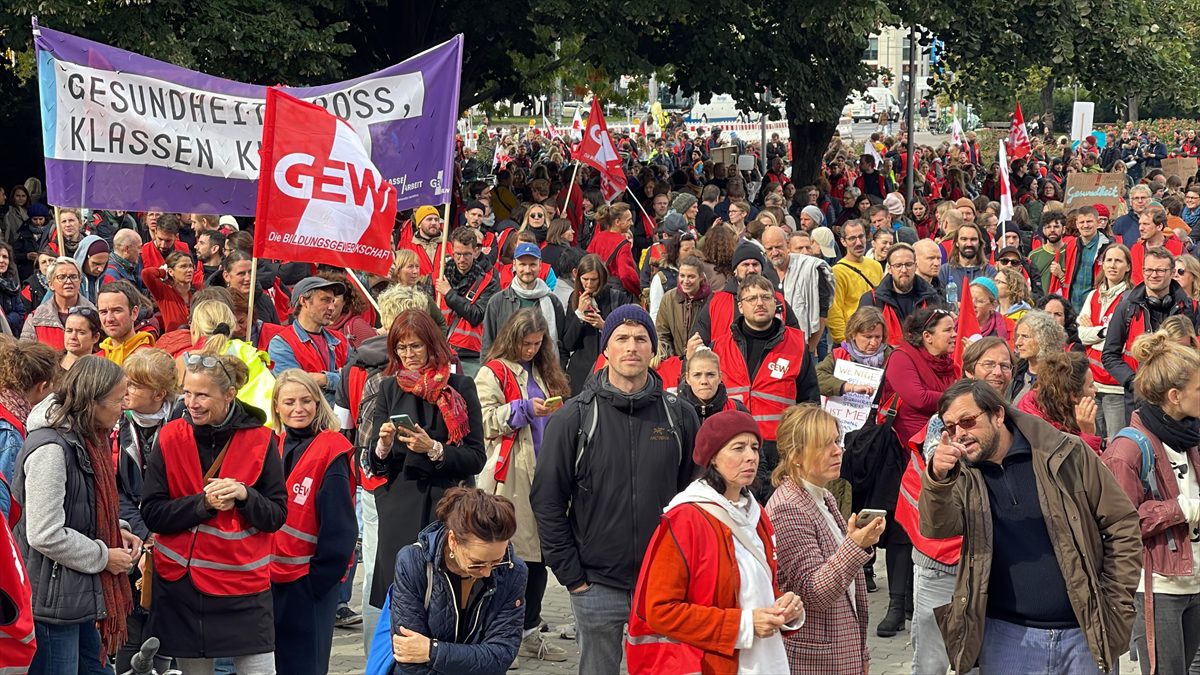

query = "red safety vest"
[[399, 239, 448, 279], [275, 325, 349, 376], [439, 269, 495, 353], [154, 421, 273, 596], [34, 324, 66, 351], [1086, 289, 1126, 387], [0, 478, 35, 674], [270, 430, 355, 583], [1131, 235, 1186, 286], [1120, 308, 1148, 373], [483, 361, 523, 484], [894, 422, 961, 566], [1046, 237, 1078, 298], [707, 291, 790, 339], [712, 327, 807, 440], [344, 365, 387, 492]]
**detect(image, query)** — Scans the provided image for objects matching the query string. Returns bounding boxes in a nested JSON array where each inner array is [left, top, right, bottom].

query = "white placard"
[[823, 359, 885, 439], [833, 359, 884, 390], [1070, 102, 1095, 142]]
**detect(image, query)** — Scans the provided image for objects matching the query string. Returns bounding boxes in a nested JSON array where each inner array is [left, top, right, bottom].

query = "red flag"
[[1006, 102, 1031, 160], [638, 117, 647, 137], [953, 281, 981, 372], [577, 99, 628, 202], [254, 87, 397, 276]]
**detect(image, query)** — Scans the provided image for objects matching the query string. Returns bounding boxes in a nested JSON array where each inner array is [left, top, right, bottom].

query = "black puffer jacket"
[[530, 369, 700, 591]]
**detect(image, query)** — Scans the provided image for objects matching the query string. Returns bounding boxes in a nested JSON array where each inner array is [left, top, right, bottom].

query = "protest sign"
[[1162, 157, 1197, 181], [1070, 102, 1094, 142], [823, 360, 885, 439], [34, 21, 462, 215], [1064, 173, 1124, 210], [254, 88, 397, 276]]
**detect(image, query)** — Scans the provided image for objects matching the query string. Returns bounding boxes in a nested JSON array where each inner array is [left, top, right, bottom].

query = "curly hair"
[[994, 266, 1032, 307], [701, 224, 738, 277], [1016, 310, 1066, 365], [1033, 352, 1090, 434]]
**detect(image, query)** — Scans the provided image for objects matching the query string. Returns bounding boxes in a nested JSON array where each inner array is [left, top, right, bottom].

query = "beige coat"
[[474, 358, 549, 562]]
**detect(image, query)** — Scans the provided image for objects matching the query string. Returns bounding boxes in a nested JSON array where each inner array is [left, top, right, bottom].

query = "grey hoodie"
[[73, 234, 108, 304]]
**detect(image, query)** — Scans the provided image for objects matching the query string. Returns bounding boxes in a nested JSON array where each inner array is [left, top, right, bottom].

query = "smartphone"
[[389, 414, 418, 432], [857, 509, 887, 527], [544, 396, 564, 411]]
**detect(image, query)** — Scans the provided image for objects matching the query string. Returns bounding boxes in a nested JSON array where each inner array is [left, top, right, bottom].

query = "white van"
[[844, 87, 900, 123], [685, 94, 743, 124]]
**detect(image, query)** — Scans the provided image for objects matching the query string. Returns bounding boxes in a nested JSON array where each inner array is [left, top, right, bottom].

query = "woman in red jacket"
[[1015, 351, 1102, 453], [627, 410, 804, 675], [586, 203, 641, 297], [141, 251, 195, 333]]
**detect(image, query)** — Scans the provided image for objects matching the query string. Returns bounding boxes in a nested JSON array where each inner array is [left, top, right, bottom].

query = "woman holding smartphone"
[[363, 309, 486, 611], [562, 253, 634, 395], [474, 308, 572, 666]]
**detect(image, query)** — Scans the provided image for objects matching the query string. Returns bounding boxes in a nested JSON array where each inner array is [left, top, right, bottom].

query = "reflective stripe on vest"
[[1086, 288, 1124, 386], [440, 269, 495, 353], [893, 433, 962, 565], [154, 421, 273, 596], [711, 327, 808, 441], [270, 430, 355, 583]]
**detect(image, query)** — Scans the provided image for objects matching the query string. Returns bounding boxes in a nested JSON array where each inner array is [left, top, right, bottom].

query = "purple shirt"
[[506, 362, 548, 456]]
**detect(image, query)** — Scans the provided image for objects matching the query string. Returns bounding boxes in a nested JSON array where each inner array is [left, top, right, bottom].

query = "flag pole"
[[52, 206, 65, 254], [625, 186, 654, 223], [435, 203, 452, 303], [343, 267, 382, 315], [561, 162, 581, 220], [245, 257, 258, 342]]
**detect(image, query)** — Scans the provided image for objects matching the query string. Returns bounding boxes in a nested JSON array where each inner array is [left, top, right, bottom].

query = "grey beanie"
[[671, 192, 699, 214]]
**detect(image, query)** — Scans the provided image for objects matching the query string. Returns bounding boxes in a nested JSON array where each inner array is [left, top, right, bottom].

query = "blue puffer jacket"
[[367, 521, 527, 675]]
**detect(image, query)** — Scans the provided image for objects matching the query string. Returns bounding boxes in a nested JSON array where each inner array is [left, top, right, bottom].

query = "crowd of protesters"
[[0, 109, 1197, 675]]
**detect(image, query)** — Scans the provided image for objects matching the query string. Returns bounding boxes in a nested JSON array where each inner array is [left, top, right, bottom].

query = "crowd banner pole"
[[53, 206, 65, 254], [435, 203, 452, 304], [246, 257, 258, 342], [343, 267, 382, 315], [562, 162, 581, 219], [625, 186, 654, 224]]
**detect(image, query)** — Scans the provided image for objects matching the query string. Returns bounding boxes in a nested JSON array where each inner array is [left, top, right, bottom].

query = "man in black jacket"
[[531, 305, 699, 675], [1102, 247, 1199, 419], [435, 227, 499, 371], [859, 243, 942, 329]]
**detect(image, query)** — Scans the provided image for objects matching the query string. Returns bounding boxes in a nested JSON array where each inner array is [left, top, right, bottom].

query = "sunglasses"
[[998, 258, 1021, 266], [68, 306, 97, 318], [922, 309, 951, 331], [943, 410, 986, 437], [183, 353, 234, 384]]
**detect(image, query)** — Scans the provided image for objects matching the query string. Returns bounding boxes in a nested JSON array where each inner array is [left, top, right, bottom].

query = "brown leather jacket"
[[919, 409, 1141, 674]]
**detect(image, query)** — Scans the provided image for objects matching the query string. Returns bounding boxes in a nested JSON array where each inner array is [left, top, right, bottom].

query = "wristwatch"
[[428, 638, 439, 665]]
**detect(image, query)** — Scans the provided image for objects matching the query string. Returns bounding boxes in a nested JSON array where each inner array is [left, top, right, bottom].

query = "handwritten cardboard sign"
[[822, 360, 886, 439], [1161, 157, 1197, 181], [1064, 173, 1125, 210]]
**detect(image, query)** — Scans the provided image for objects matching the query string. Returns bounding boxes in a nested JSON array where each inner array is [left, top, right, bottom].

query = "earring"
[[448, 551, 455, 560]]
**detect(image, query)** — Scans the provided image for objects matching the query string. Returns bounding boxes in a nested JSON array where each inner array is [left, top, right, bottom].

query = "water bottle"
[[946, 279, 959, 312]]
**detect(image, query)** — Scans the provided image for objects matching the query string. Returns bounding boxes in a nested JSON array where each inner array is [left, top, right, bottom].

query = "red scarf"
[[395, 364, 470, 444], [897, 341, 959, 392], [86, 438, 132, 657]]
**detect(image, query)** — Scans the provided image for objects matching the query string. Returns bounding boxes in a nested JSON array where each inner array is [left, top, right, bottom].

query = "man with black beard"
[[859, 243, 941, 337], [1029, 212, 1067, 294]]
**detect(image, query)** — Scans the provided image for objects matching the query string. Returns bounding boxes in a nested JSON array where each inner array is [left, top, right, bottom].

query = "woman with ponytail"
[[586, 203, 641, 297], [1015, 351, 1103, 453], [1101, 331, 1200, 674]]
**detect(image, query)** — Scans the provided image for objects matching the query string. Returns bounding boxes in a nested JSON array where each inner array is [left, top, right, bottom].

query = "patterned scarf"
[[0, 389, 31, 426], [85, 437, 132, 656], [395, 363, 470, 444]]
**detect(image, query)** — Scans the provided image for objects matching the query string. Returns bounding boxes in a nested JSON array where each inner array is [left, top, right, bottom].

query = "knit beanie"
[[693, 410, 762, 468], [731, 241, 766, 270], [600, 304, 658, 352], [971, 277, 999, 301], [86, 238, 110, 258], [801, 205, 825, 226], [413, 205, 440, 225], [883, 193, 905, 216], [671, 193, 698, 214]]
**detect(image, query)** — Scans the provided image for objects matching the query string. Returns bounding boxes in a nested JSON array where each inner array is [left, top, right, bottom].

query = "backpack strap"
[[1116, 427, 1177, 554], [835, 261, 875, 290], [574, 393, 599, 475]]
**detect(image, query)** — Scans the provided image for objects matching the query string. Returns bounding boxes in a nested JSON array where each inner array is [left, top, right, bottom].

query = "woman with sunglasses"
[[1175, 254, 1200, 302], [876, 304, 960, 637], [21, 256, 95, 349], [365, 487, 526, 675], [61, 306, 103, 370], [269, 370, 357, 675], [363, 309, 485, 613], [519, 204, 551, 246], [1079, 244, 1132, 439], [474, 308, 571, 665], [140, 352, 287, 673]]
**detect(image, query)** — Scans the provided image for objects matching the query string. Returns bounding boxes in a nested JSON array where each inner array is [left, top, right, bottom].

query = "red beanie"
[[693, 410, 762, 468]]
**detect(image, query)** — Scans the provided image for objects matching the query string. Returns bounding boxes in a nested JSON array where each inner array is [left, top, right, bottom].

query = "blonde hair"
[[1177, 255, 1200, 300], [190, 299, 239, 356], [1131, 331, 1200, 407], [271, 369, 339, 432], [1158, 314, 1198, 343], [123, 348, 180, 398], [377, 284, 432, 332], [772, 404, 840, 487], [391, 248, 420, 283]]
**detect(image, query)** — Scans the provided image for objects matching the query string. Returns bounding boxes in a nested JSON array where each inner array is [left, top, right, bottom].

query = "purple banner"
[[35, 21, 462, 215]]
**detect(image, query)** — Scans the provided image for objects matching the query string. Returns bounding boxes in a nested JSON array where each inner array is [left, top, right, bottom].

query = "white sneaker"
[[518, 632, 569, 662]]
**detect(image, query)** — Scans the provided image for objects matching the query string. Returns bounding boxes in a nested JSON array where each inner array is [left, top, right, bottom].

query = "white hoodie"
[[667, 479, 797, 674]]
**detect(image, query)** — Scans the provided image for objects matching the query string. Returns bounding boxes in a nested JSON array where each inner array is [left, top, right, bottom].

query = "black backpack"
[[840, 393, 906, 514]]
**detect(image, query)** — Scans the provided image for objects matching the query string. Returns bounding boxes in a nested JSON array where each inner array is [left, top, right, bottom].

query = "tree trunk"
[[1041, 78, 1056, 134], [787, 106, 837, 187], [1126, 95, 1140, 123]]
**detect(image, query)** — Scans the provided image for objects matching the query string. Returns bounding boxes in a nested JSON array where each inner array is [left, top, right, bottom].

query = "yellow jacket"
[[828, 257, 883, 342]]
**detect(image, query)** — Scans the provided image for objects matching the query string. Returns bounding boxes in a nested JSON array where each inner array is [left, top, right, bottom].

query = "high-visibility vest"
[[439, 268, 495, 353], [275, 324, 349, 375], [270, 430, 355, 583], [707, 290, 790, 338], [712, 327, 808, 440], [1120, 308, 1148, 374], [483, 361, 523, 484], [894, 423, 961, 566], [344, 364, 388, 492], [1086, 289, 1125, 387], [0, 479, 35, 674], [154, 421, 273, 596]]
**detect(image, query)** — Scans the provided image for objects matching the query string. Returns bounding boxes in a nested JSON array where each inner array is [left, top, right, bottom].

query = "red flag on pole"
[[254, 87, 397, 276], [952, 281, 982, 372], [1006, 102, 1032, 160], [577, 98, 628, 202]]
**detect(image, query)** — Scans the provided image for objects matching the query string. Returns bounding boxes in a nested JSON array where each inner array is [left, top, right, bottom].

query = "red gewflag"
[[953, 281, 982, 372], [577, 98, 628, 202], [254, 87, 397, 276], [1006, 102, 1032, 160]]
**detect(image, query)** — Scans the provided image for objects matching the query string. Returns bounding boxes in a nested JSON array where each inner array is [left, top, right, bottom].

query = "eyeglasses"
[[889, 262, 916, 270], [183, 353, 234, 384], [975, 360, 1014, 374], [1144, 267, 1173, 277], [54, 274, 81, 282], [998, 258, 1021, 266], [394, 342, 427, 355], [943, 410, 986, 437], [739, 293, 776, 306]]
